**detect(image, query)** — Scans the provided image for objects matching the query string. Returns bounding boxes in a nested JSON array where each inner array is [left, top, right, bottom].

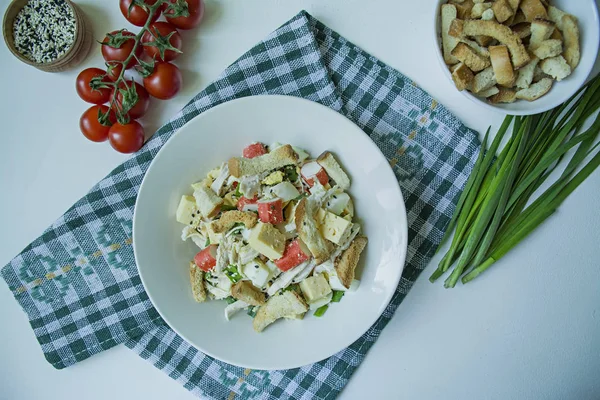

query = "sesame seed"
[[13, 0, 75, 64]]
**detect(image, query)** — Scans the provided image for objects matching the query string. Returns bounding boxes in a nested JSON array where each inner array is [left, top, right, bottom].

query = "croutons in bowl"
[[434, 0, 599, 115], [133, 95, 408, 370]]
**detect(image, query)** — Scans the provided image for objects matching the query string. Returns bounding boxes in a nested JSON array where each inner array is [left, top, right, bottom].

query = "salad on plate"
[[175, 142, 367, 332]]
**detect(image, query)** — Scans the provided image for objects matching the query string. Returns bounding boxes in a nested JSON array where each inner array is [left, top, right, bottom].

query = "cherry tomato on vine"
[[143, 62, 182, 100], [101, 30, 141, 70], [119, 0, 162, 27], [75, 68, 112, 104], [109, 121, 145, 153], [164, 0, 204, 30], [110, 81, 150, 120], [80, 105, 114, 142], [106, 63, 124, 81], [141, 22, 183, 62]]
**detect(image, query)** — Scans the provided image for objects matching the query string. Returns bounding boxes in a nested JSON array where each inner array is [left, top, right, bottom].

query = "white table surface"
[[1, 1, 600, 399]]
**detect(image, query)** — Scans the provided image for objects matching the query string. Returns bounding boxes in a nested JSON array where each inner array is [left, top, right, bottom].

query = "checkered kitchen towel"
[[2, 10, 480, 399]]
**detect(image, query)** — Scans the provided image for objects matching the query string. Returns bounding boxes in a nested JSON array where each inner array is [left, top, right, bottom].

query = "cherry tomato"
[[119, 0, 162, 27], [141, 22, 182, 62], [143, 62, 182, 100], [80, 105, 114, 142], [111, 81, 150, 119], [108, 121, 145, 153], [165, 0, 204, 30], [75, 68, 112, 104], [243, 143, 267, 159], [106, 63, 124, 81], [101, 30, 141, 70]]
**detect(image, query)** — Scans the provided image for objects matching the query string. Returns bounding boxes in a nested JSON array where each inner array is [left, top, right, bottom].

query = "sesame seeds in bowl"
[[3, 0, 92, 72], [13, 0, 76, 64]]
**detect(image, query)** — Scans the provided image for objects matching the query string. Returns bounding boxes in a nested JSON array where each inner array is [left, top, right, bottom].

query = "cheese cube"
[[193, 186, 223, 218], [269, 181, 300, 202], [317, 209, 354, 245], [248, 222, 286, 260], [299, 273, 332, 303], [325, 192, 350, 216], [242, 259, 272, 288], [176, 195, 199, 226]]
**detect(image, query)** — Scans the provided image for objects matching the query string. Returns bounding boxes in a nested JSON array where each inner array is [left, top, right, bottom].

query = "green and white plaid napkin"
[[2, 11, 479, 399]]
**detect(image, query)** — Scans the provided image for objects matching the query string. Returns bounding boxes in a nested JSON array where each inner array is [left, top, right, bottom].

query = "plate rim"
[[133, 94, 408, 370]]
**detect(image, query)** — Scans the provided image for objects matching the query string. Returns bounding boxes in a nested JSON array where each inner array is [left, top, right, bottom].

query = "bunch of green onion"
[[431, 74, 600, 288]]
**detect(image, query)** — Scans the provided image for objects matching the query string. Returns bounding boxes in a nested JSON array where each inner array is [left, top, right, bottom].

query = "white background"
[[1, 0, 599, 399]]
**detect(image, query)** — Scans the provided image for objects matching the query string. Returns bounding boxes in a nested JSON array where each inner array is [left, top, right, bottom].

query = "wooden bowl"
[[2, 0, 92, 72]]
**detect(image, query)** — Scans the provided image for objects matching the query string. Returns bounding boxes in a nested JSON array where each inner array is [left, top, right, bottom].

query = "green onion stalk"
[[431, 74, 600, 287]]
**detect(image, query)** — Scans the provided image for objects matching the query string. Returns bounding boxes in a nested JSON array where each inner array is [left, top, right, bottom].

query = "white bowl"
[[433, 0, 600, 115], [133, 95, 408, 370]]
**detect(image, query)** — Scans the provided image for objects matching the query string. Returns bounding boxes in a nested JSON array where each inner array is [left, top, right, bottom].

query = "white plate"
[[133, 95, 408, 370], [433, 0, 600, 115]]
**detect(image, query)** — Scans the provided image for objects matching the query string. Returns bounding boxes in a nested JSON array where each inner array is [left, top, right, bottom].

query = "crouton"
[[253, 290, 308, 332], [193, 186, 224, 218], [550, 28, 562, 41], [520, 0, 547, 22], [530, 19, 555, 49], [454, 0, 474, 19], [481, 9, 495, 21], [460, 38, 491, 58], [471, 2, 492, 19], [451, 62, 475, 91], [474, 35, 494, 47], [489, 45, 515, 87], [228, 144, 298, 178], [451, 43, 491, 72], [532, 39, 562, 59], [472, 66, 497, 93], [511, 9, 527, 25], [295, 198, 333, 264], [489, 87, 517, 103], [441, 4, 460, 65], [540, 55, 572, 81], [562, 15, 580, 69], [334, 236, 368, 289], [210, 211, 258, 234], [547, 5, 567, 29], [449, 19, 530, 68], [516, 77, 553, 101], [533, 64, 549, 81], [231, 280, 266, 306], [508, 0, 521, 11], [189, 262, 207, 302], [475, 86, 500, 98], [515, 57, 540, 89], [317, 151, 351, 190], [512, 22, 531, 39], [492, 0, 514, 23]]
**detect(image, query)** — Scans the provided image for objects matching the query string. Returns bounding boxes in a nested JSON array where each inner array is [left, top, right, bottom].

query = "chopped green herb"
[[247, 306, 258, 318], [314, 305, 329, 317], [225, 296, 237, 304], [331, 291, 345, 303], [225, 265, 243, 283], [284, 283, 300, 293], [221, 204, 237, 211], [205, 238, 210, 247], [283, 165, 299, 182], [234, 185, 242, 197]]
